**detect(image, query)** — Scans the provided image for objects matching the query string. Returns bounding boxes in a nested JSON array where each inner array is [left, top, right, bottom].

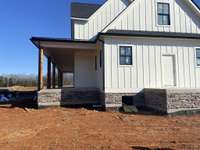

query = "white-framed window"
[[196, 48, 200, 66], [157, 2, 171, 25], [119, 46, 133, 65]]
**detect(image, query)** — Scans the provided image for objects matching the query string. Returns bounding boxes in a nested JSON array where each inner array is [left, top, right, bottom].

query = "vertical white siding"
[[104, 37, 200, 93], [73, 0, 129, 40], [103, 0, 200, 34], [74, 52, 97, 88]]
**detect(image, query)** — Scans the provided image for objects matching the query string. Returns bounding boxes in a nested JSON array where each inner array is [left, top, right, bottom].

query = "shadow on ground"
[[132, 146, 174, 150]]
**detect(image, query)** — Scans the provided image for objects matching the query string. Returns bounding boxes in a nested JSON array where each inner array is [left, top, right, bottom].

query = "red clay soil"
[[0, 107, 199, 150]]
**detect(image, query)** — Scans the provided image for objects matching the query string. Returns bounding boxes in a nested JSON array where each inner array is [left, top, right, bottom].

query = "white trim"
[[118, 44, 134, 67], [161, 54, 177, 88], [71, 17, 88, 21], [105, 88, 143, 93], [187, 0, 200, 16]]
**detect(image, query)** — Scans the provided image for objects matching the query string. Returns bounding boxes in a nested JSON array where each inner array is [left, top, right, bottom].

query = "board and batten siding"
[[74, 46, 104, 90], [104, 37, 200, 93], [103, 0, 200, 34], [74, 51, 97, 88], [72, 0, 130, 40]]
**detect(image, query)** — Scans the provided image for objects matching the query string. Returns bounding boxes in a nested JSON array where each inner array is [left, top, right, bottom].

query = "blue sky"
[[0, 0, 199, 75]]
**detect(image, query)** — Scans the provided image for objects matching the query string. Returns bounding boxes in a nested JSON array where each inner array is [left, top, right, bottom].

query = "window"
[[196, 48, 200, 66], [119, 46, 132, 65], [157, 2, 170, 25]]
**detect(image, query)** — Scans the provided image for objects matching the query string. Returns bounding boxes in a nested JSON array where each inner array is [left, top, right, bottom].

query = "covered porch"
[[31, 37, 102, 107]]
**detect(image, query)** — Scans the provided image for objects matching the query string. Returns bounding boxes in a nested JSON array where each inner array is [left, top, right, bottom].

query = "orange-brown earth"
[[0, 107, 199, 150]]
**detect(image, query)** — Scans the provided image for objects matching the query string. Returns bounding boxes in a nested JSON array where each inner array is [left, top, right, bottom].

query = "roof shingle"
[[71, 2, 102, 19]]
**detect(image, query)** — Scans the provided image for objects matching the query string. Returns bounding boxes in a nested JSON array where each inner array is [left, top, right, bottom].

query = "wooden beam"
[[52, 63, 56, 88], [38, 48, 44, 90], [47, 57, 52, 89]]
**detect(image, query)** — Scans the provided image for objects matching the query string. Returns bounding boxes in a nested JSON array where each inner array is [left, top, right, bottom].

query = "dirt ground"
[[0, 107, 199, 150]]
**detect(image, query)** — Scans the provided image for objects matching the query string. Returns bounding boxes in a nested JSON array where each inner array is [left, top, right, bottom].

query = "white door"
[[162, 55, 176, 87]]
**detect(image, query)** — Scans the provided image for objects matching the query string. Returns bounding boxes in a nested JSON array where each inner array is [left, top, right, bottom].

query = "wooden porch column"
[[60, 71, 63, 88], [58, 69, 63, 88], [38, 48, 44, 91], [47, 57, 52, 89], [52, 63, 56, 88]]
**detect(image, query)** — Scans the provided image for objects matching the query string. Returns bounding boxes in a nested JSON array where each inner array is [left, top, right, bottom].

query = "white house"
[[31, 0, 200, 113]]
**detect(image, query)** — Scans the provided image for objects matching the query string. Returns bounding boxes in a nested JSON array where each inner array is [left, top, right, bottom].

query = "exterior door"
[[162, 55, 176, 87]]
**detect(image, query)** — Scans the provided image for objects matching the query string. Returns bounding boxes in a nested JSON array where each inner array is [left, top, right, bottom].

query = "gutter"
[[98, 31, 200, 40]]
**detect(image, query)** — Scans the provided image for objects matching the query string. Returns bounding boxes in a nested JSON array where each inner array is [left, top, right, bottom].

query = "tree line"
[[0, 74, 38, 87], [0, 73, 74, 87]]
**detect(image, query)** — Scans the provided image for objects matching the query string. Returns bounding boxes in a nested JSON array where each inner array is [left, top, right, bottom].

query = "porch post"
[[58, 69, 63, 88], [57, 69, 60, 88], [47, 57, 52, 89], [38, 48, 44, 91], [52, 63, 56, 88], [60, 71, 63, 88]]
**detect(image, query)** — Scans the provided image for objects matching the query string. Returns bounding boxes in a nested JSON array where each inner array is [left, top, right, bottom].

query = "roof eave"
[[99, 32, 200, 40], [30, 37, 98, 49]]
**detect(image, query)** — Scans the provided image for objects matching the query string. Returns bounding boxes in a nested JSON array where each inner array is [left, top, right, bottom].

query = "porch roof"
[[30, 37, 97, 49], [31, 37, 98, 72]]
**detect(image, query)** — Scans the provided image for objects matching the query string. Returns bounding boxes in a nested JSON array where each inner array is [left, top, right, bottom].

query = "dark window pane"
[[125, 57, 132, 65], [120, 48, 126, 56], [120, 57, 126, 65], [197, 59, 200, 66], [157, 3, 163, 13], [126, 48, 132, 56], [163, 4, 169, 14], [163, 15, 169, 25], [158, 15, 163, 25], [120, 46, 132, 65], [196, 49, 200, 57]]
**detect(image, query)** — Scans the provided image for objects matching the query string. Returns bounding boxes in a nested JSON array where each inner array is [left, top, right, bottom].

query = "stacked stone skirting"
[[144, 89, 200, 114], [38, 88, 200, 114], [37, 88, 101, 108], [38, 89, 62, 107], [101, 92, 144, 111]]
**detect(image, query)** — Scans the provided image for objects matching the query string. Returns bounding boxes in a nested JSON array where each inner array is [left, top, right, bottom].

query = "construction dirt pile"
[[0, 107, 199, 150]]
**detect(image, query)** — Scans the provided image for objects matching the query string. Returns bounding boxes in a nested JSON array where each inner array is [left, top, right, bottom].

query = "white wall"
[[104, 37, 200, 93], [74, 52, 97, 88], [103, 0, 200, 33], [72, 0, 130, 40]]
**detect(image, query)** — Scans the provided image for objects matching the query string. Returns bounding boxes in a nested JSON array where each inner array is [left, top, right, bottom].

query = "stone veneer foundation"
[[144, 89, 200, 114], [101, 92, 144, 111], [37, 88, 101, 108], [38, 88, 200, 114], [38, 89, 62, 107]]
